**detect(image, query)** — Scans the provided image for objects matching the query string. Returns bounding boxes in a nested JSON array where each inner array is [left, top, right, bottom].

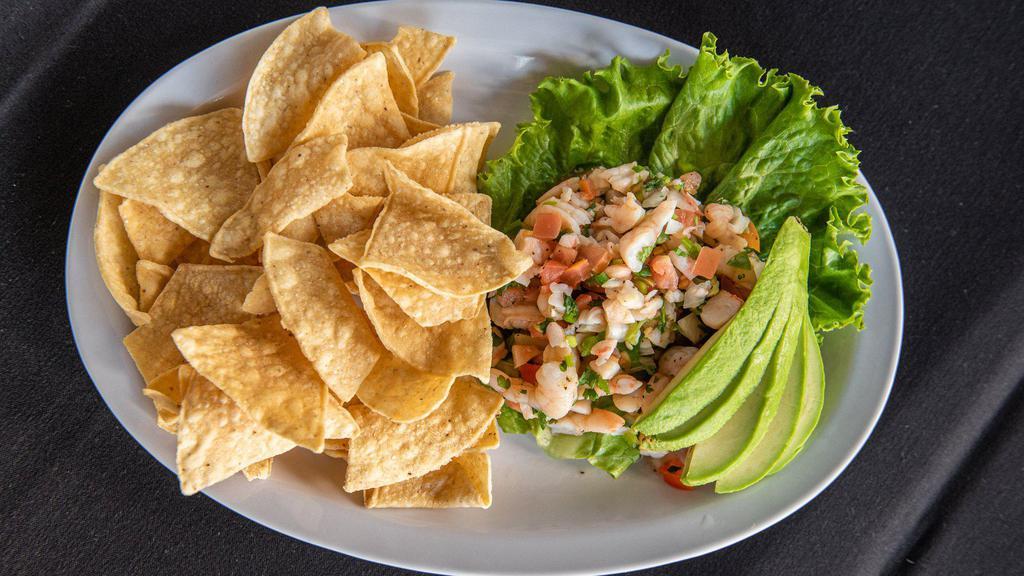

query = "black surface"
[[2, 1, 1022, 574]]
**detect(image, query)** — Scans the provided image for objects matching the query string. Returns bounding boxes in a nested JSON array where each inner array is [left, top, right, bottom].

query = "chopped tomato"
[[740, 221, 760, 252], [675, 208, 699, 228], [532, 212, 562, 240], [692, 246, 723, 279], [649, 254, 679, 291], [495, 285, 527, 307], [579, 178, 598, 201], [538, 259, 567, 285], [658, 456, 694, 491], [578, 243, 611, 274], [518, 362, 541, 384], [551, 244, 578, 266], [511, 344, 542, 367], [575, 293, 597, 311], [560, 259, 592, 288], [677, 275, 691, 289]]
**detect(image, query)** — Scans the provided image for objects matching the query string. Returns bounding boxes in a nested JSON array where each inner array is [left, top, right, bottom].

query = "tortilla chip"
[[243, 458, 274, 481], [256, 160, 273, 182], [449, 193, 492, 225], [118, 199, 195, 264], [389, 26, 455, 87], [94, 108, 259, 241], [402, 112, 439, 136], [362, 42, 418, 116], [279, 213, 320, 243], [345, 122, 499, 197], [94, 191, 148, 326], [323, 438, 349, 460], [136, 260, 174, 312], [210, 133, 352, 261], [343, 378, 502, 491], [356, 352, 455, 423], [241, 274, 276, 315], [417, 71, 453, 125], [176, 371, 295, 495], [123, 265, 261, 382], [471, 420, 500, 452], [314, 195, 384, 244], [262, 234, 383, 401], [353, 270, 491, 381], [290, 52, 409, 151], [325, 394, 359, 439], [360, 164, 531, 297], [364, 451, 491, 509], [172, 315, 329, 453], [242, 7, 365, 162], [143, 364, 193, 434]]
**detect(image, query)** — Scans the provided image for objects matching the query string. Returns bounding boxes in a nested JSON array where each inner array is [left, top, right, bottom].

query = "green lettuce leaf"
[[649, 33, 792, 191], [479, 55, 685, 234], [808, 208, 873, 331]]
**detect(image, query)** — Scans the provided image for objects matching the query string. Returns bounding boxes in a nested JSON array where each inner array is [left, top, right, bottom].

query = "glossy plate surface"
[[65, 2, 903, 574]]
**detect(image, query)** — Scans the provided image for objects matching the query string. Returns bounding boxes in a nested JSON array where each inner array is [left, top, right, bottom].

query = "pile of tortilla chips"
[[92, 7, 529, 509]]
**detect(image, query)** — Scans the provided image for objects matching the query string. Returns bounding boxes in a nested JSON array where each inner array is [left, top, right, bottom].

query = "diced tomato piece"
[[518, 362, 541, 384], [551, 244, 578, 265], [560, 259, 592, 289], [692, 246, 723, 279], [532, 212, 562, 240], [575, 293, 597, 311], [578, 243, 611, 274], [539, 259, 568, 285], [740, 221, 761, 252], [675, 208, 699, 228], [658, 456, 694, 491], [649, 254, 679, 291], [495, 285, 527, 307], [511, 344, 542, 367], [578, 178, 598, 201]]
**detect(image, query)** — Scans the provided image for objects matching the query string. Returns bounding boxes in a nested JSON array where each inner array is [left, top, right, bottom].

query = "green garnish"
[[636, 244, 655, 264], [727, 251, 752, 269], [676, 236, 701, 259], [496, 376, 511, 389], [579, 333, 603, 356], [581, 368, 610, 394], [565, 334, 578, 348], [624, 322, 643, 348], [563, 294, 579, 323], [588, 271, 610, 286]]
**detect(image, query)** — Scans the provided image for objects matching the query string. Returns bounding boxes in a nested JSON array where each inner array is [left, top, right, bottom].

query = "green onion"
[[636, 244, 655, 264], [633, 276, 653, 294], [658, 303, 669, 332], [562, 294, 579, 323], [579, 333, 603, 356], [676, 236, 701, 259], [625, 322, 643, 349], [544, 199, 558, 206], [587, 271, 610, 286], [635, 265, 653, 278], [727, 251, 752, 269], [565, 334, 577, 348]]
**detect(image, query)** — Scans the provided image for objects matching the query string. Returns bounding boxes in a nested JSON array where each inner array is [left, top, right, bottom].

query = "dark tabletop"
[[3, 0, 1023, 574]]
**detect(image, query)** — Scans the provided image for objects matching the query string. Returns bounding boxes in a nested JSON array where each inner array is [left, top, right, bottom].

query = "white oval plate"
[[65, 1, 903, 574]]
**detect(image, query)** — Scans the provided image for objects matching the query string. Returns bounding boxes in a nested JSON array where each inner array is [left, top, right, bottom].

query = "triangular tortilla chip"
[[360, 164, 531, 297], [353, 270, 491, 381], [325, 394, 360, 439], [314, 195, 384, 244], [417, 71, 453, 125], [279, 213, 320, 243], [402, 112, 439, 136], [262, 234, 383, 401], [210, 133, 352, 261], [242, 458, 274, 481], [142, 364, 193, 434], [242, 7, 366, 162], [470, 420, 500, 452], [172, 315, 329, 453], [343, 378, 502, 491], [124, 265, 261, 382], [389, 26, 455, 87], [362, 42, 418, 116], [176, 371, 294, 495], [241, 273, 276, 316], [364, 452, 491, 509], [94, 191, 148, 326], [94, 108, 259, 241], [291, 52, 410, 151], [118, 199, 196, 265], [356, 352, 456, 423], [136, 260, 174, 312]]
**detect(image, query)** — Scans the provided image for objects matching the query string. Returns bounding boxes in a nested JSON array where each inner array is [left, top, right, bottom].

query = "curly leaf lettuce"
[[479, 55, 684, 234]]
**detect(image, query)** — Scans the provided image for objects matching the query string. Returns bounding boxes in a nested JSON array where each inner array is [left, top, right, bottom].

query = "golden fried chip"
[[356, 352, 455, 423], [325, 394, 359, 439], [172, 315, 329, 453], [136, 260, 174, 312], [262, 234, 383, 401], [364, 452, 491, 509], [353, 270, 491, 380], [243, 7, 365, 162], [360, 165, 531, 297], [210, 133, 352, 261], [323, 437, 349, 460], [314, 195, 384, 244], [471, 420, 500, 452], [242, 458, 274, 481], [143, 364, 193, 434], [241, 273, 276, 315], [290, 52, 409, 151], [94, 109, 259, 241], [362, 42, 418, 116], [118, 199, 195, 265], [402, 112, 439, 136], [176, 371, 295, 495], [345, 122, 499, 197], [389, 26, 455, 87], [327, 229, 370, 264], [343, 378, 502, 491], [279, 213, 320, 243], [450, 193, 492, 225], [94, 191, 148, 326], [123, 265, 261, 382], [417, 71, 453, 125]]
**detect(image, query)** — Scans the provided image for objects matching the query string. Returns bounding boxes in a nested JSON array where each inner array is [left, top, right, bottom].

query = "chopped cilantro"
[[658, 303, 669, 332], [565, 334, 578, 348], [624, 322, 643, 349], [635, 265, 652, 278], [727, 251, 752, 269], [587, 271, 610, 286], [537, 318, 552, 333], [636, 244, 655, 264], [579, 333, 603, 356], [676, 236, 701, 259], [496, 376, 511, 389], [563, 294, 579, 323]]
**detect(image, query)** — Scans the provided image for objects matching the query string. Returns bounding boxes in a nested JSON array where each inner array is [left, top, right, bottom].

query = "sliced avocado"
[[638, 292, 792, 453], [633, 218, 809, 436], [714, 311, 808, 492], [767, 316, 825, 475]]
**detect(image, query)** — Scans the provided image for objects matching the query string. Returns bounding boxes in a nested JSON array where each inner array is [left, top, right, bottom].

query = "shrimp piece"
[[618, 199, 677, 272], [608, 373, 644, 394], [589, 353, 621, 380], [604, 193, 646, 233], [704, 203, 750, 249], [533, 361, 578, 419], [589, 338, 618, 362], [545, 321, 566, 348], [488, 369, 531, 405], [550, 408, 627, 436], [535, 176, 580, 205], [524, 205, 581, 235], [596, 163, 641, 193], [570, 399, 592, 415], [700, 291, 744, 329], [515, 233, 553, 265], [489, 299, 544, 330], [575, 307, 607, 333], [658, 346, 699, 376], [649, 254, 679, 291]]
